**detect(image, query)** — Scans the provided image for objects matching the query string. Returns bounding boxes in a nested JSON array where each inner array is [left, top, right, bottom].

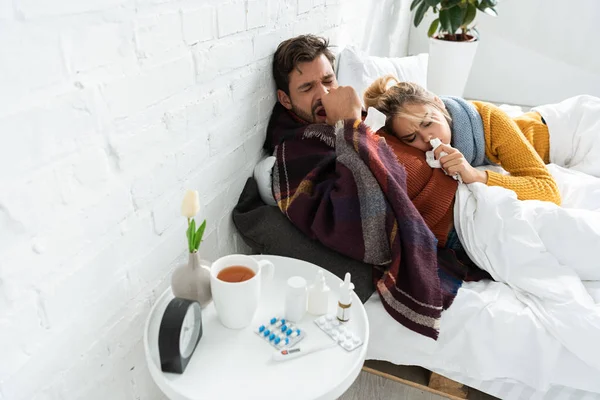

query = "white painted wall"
[[408, 0, 600, 106], [360, 0, 412, 58], [0, 0, 411, 399]]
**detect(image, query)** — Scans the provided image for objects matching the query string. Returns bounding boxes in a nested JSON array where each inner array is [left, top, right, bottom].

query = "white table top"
[[143, 255, 370, 400]]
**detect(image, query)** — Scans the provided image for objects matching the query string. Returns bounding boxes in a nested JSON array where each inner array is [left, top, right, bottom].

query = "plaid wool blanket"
[[267, 103, 486, 339]]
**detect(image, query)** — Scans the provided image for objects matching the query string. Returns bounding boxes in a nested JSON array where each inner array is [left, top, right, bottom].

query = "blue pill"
[[285, 338, 289, 345], [270, 317, 277, 324], [280, 319, 286, 325], [263, 329, 270, 337], [258, 325, 265, 333], [274, 337, 281, 344], [269, 333, 275, 341], [296, 329, 301, 335], [281, 325, 287, 332], [286, 328, 292, 336]]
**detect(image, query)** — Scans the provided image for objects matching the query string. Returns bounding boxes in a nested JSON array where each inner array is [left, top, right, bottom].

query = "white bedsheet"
[[366, 164, 600, 398], [533, 95, 600, 178], [365, 281, 600, 396]]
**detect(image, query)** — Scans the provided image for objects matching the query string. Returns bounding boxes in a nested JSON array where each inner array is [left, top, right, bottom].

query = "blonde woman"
[[363, 76, 561, 206]]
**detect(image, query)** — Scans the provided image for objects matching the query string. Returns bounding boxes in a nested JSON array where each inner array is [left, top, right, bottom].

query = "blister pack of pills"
[[314, 314, 363, 352], [255, 317, 306, 349]]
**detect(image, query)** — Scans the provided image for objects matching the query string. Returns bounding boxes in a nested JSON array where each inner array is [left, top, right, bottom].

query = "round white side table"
[[143, 255, 369, 400]]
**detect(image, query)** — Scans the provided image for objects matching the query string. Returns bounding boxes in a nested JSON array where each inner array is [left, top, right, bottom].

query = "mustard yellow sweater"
[[471, 101, 561, 206]]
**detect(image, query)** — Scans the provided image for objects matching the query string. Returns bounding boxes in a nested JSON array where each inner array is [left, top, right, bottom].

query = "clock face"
[[179, 302, 201, 359]]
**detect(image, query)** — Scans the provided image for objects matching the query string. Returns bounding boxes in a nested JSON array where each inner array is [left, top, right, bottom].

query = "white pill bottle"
[[284, 276, 307, 322]]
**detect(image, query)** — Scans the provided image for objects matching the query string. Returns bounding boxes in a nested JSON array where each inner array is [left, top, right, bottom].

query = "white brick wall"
[[0, 0, 388, 398]]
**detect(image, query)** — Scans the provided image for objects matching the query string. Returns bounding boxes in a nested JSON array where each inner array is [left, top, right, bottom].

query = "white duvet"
[[455, 96, 600, 371], [367, 96, 600, 396]]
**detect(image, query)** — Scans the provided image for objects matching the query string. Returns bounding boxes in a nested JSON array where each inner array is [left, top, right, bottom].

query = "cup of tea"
[[210, 255, 274, 329]]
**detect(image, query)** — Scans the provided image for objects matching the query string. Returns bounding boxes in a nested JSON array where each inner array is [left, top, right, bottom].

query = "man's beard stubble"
[[290, 103, 316, 124], [291, 99, 324, 124]]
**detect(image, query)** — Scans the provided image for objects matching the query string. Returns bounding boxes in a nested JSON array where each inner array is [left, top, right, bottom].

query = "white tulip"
[[181, 190, 200, 218]]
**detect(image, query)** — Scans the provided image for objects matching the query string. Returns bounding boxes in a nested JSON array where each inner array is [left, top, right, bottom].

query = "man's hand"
[[434, 144, 488, 184], [320, 86, 362, 126]]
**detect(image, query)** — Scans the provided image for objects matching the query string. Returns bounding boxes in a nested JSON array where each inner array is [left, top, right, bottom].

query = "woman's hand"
[[434, 144, 488, 184]]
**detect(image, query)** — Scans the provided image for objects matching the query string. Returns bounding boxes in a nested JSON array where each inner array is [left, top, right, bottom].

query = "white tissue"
[[363, 107, 387, 132], [425, 138, 445, 168], [425, 138, 463, 184]]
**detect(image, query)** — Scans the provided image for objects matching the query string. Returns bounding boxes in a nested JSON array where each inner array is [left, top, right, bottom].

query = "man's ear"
[[277, 89, 293, 110]]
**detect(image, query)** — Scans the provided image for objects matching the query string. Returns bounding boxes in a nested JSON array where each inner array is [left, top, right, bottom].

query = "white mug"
[[210, 255, 274, 329]]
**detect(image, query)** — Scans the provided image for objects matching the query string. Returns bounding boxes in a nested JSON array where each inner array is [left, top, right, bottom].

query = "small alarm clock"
[[158, 297, 203, 374]]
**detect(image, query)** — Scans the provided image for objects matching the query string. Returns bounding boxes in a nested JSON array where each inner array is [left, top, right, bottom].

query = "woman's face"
[[390, 103, 452, 152]]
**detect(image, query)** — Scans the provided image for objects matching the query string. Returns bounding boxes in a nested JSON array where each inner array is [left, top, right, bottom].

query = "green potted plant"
[[411, 0, 498, 96], [171, 190, 212, 308]]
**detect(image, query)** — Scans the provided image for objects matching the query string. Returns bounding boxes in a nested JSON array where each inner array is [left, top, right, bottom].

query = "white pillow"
[[253, 156, 277, 206], [336, 46, 429, 104]]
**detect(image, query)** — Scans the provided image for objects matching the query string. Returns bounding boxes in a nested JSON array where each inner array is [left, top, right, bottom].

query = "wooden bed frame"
[[362, 364, 470, 399]]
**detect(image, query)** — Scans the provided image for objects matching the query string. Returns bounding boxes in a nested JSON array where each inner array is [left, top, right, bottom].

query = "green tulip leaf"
[[189, 219, 196, 251], [194, 220, 206, 250]]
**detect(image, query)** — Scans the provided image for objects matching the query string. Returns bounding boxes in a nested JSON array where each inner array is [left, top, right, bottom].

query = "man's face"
[[277, 54, 338, 123]]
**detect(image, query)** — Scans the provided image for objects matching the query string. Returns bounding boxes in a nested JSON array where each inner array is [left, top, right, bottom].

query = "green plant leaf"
[[448, 4, 466, 34], [463, 3, 477, 27], [186, 221, 193, 252], [427, 18, 440, 37], [439, 8, 451, 34], [193, 220, 206, 251], [443, 0, 462, 7], [484, 6, 497, 16], [477, 0, 495, 12], [189, 219, 196, 252], [410, 0, 423, 11], [414, 0, 429, 27]]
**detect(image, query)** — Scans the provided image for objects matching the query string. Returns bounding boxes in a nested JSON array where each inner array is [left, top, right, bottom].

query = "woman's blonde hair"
[[363, 75, 451, 134]]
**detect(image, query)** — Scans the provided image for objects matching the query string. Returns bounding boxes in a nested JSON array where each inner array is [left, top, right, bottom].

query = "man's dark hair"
[[272, 35, 335, 95]]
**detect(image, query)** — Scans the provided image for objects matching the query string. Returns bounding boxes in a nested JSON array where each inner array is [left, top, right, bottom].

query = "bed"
[[235, 46, 600, 400]]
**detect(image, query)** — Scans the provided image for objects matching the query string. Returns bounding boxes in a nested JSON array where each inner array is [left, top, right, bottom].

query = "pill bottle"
[[284, 276, 307, 322]]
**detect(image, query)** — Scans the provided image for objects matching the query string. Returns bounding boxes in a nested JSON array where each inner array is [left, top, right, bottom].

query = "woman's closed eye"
[[423, 121, 432, 127], [403, 134, 417, 143]]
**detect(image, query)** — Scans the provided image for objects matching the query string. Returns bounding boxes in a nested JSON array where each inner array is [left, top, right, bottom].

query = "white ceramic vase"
[[171, 252, 212, 308], [426, 36, 479, 97]]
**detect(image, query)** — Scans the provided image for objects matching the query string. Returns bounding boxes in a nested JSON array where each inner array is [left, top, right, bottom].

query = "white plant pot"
[[426, 36, 479, 97]]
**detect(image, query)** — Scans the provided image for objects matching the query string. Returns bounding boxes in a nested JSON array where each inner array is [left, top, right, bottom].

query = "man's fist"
[[320, 86, 362, 126]]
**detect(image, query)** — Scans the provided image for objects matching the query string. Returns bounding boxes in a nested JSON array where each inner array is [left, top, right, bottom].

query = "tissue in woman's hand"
[[425, 138, 462, 183], [425, 138, 446, 168]]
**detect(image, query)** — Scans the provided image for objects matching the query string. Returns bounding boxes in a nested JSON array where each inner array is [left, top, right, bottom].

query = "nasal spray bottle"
[[308, 269, 330, 316], [336, 273, 355, 322]]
